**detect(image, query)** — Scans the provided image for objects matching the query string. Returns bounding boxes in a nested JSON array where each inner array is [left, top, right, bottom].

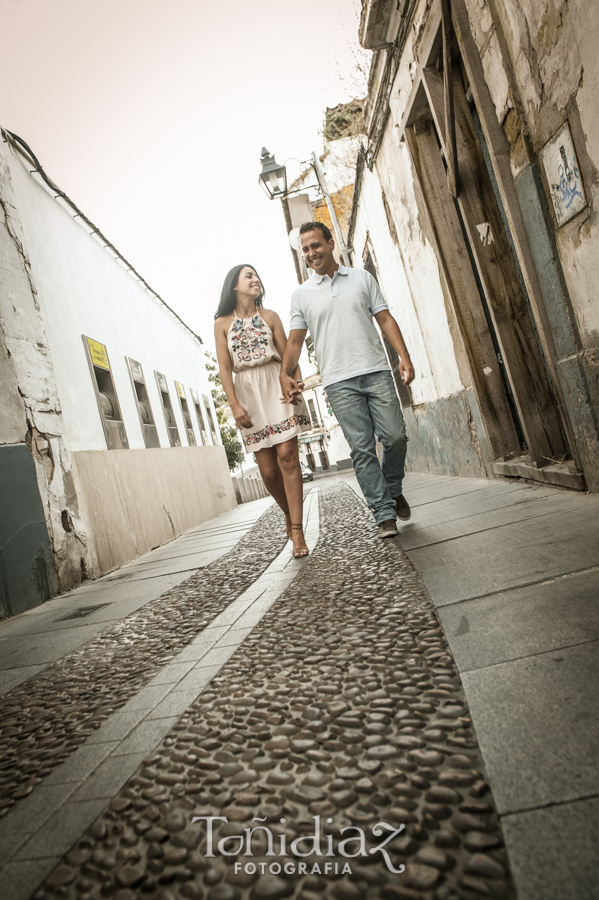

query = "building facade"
[[299, 373, 353, 473], [349, 0, 599, 491], [0, 130, 235, 618]]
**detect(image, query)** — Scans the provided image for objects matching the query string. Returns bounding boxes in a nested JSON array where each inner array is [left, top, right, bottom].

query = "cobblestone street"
[[1, 473, 598, 900]]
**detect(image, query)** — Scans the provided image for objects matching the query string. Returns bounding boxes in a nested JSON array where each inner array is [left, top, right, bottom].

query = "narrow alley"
[[1, 472, 597, 900], [2, 2, 599, 899]]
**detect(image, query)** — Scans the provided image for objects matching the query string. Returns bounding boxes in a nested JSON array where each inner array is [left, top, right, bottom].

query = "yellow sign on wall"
[[175, 381, 185, 399], [87, 337, 110, 370]]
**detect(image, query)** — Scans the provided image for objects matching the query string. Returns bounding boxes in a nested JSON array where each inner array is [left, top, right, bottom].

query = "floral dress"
[[227, 314, 310, 452]]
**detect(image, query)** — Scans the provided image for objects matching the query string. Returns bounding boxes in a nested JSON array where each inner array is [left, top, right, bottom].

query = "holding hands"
[[280, 374, 304, 405]]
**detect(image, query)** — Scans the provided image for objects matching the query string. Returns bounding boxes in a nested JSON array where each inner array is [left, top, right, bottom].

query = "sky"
[[0, 0, 369, 352]]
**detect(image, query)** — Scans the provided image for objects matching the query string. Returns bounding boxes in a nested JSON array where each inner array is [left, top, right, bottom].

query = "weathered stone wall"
[[351, 0, 496, 479], [404, 389, 493, 479], [460, 0, 599, 486], [465, 0, 599, 349], [0, 139, 94, 594], [352, 0, 599, 485], [0, 132, 237, 605]]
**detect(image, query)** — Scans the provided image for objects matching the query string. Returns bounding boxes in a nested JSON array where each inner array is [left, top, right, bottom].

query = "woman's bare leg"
[[275, 438, 308, 557], [254, 446, 292, 538]]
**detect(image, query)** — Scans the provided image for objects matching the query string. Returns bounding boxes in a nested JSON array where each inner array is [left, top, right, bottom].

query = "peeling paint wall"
[[351, 156, 495, 476], [0, 143, 93, 593], [353, 162, 451, 407], [467, 0, 599, 348], [352, 0, 599, 485], [459, 0, 599, 486], [0, 134, 236, 604], [0, 319, 27, 444], [350, 0, 496, 478], [374, 138, 467, 402]]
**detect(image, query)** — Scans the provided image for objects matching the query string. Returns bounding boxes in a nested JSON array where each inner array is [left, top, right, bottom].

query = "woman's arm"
[[214, 319, 253, 428]]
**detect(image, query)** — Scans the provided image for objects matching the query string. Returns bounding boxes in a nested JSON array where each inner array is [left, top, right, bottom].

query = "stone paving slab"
[[42, 742, 120, 788], [400, 491, 582, 550], [1, 783, 79, 834], [0, 665, 45, 697], [402, 483, 545, 521], [400, 477, 515, 506], [69, 753, 150, 803], [105, 717, 182, 758], [29, 483, 515, 900], [461, 639, 599, 814], [407, 499, 599, 605], [0, 624, 110, 670], [500, 795, 599, 900], [2, 858, 62, 900], [103, 557, 223, 582], [84, 710, 149, 746], [14, 798, 110, 860], [439, 568, 599, 670]]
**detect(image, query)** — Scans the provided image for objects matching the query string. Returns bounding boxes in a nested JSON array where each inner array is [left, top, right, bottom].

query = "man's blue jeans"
[[326, 370, 408, 524]]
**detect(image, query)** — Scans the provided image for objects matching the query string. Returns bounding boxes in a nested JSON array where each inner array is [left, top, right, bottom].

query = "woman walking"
[[214, 264, 311, 558]]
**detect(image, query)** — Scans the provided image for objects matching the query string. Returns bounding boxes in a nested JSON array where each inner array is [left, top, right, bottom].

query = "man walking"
[[280, 221, 415, 538]]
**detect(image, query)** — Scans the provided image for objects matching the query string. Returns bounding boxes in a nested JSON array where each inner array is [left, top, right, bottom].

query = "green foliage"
[[323, 99, 365, 142], [218, 414, 245, 472], [205, 351, 244, 472]]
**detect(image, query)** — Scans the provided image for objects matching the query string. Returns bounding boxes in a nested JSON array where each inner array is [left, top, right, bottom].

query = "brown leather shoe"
[[378, 519, 399, 539], [394, 494, 411, 521]]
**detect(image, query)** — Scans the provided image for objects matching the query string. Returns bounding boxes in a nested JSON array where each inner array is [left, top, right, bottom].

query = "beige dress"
[[227, 314, 310, 452]]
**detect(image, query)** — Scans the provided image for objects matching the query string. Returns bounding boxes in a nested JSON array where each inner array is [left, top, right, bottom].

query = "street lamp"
[[258, 146, 351, 266], [258, 148, 288, 199]]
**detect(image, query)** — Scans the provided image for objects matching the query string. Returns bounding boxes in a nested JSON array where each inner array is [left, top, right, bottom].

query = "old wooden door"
[[405, 53, 565, 463]]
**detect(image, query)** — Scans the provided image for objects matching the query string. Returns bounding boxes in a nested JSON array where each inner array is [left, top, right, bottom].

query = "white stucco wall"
[[325, 423, 353, 467], [319, 137, 363, 192], [6, 144, 217, 453], [352, 158, 464, 406], [0, 134, 232, 590], [348, 0, 466, 408]]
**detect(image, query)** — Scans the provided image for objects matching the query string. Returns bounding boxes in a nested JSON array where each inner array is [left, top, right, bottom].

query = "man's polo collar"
[[312, 265, 350, 284]]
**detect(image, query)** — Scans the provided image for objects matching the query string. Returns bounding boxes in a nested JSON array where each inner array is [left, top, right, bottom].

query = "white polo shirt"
[[290, 265, 391, 388]]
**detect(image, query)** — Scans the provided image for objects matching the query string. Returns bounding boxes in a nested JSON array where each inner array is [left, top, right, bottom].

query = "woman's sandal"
[[291, 524, 309, 559]]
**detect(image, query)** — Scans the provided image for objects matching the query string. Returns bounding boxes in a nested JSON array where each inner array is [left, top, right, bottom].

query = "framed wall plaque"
[[541, 121, 587, 227]]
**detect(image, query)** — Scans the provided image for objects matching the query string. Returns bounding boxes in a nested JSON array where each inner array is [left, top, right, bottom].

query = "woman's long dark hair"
[[214, 264, 265, 320]]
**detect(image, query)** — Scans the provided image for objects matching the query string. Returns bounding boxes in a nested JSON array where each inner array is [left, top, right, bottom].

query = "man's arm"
[[280, 329, 307, 402], [373, 310, 415, 385]]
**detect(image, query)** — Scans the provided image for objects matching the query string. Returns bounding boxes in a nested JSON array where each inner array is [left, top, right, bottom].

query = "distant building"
[[300, 373, 352, 473], [0, 130, 235, 618], [278, 121, 366, 474]]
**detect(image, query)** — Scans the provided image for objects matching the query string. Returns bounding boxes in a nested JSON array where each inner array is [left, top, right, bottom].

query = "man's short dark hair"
[[299, 221, 333, 242]]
